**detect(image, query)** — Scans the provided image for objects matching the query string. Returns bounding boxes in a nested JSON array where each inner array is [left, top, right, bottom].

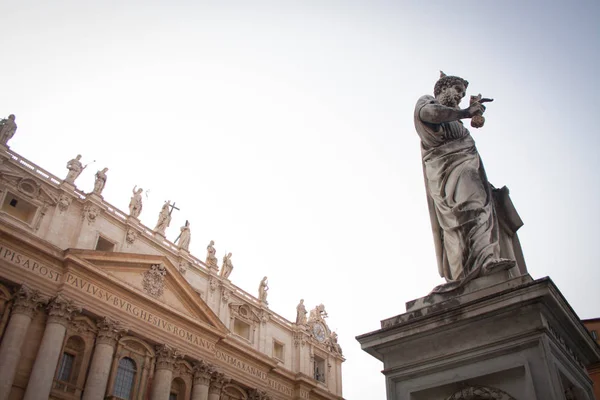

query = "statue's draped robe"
[[414, 95, 500, 281]]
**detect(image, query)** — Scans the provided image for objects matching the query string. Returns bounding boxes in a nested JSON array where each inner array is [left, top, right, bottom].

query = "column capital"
[[11, 285, 45, 318], [46, 294, 81, 327], [96, 317, 126, 347], [248, 388, 272, 400], [192, 359, 215, 386], [155, 344, 183, 371], [208, 371, 229, 395]]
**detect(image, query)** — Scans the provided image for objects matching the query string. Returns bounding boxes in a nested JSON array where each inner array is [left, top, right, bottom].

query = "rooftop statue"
[[206, 240, 218, 268], [414, 72, 517, 292], [0, 114, 17, 146], [154, 201, 172, 236], [177, 221, 191, 251], [93, 168, 109, 196], [258, 276, 269, 303], [296, 299, 307, 325], [129, 185, 143, 218], [64, 154, 90, 185], [220, 252, 233, 279]]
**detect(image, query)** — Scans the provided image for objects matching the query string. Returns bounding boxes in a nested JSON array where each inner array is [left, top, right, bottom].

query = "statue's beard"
[[439, 92, 460, 108]]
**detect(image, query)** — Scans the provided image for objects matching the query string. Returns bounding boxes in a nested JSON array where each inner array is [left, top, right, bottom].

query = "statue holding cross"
[[154, 201, 179, 236]]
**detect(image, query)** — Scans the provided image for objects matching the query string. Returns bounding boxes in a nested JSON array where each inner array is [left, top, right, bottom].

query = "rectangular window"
[[1, 192, 37, 224], [57, 352, 75, 382], [314, 356, 326, 383], [169, 394, 177, 400], [273, 340, 284, 361], [95, 235, 115, 252], [233, 319, 251, 341]]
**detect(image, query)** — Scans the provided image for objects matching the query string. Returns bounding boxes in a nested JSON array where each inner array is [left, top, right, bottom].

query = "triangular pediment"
[[0, 166, 58, 205], [67, 250, 228, 334]]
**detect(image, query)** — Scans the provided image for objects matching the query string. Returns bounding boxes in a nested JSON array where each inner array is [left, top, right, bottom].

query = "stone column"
[[191, 360, 215, 400], [0, 286, 44, 400], [23, 294, 80, 400], [150, 344, 182, 400], [82, 317, 125, 400], [208, 372, 228, 400]]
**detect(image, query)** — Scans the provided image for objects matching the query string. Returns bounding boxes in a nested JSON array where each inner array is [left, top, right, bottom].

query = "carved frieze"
[[142, 264, 166, 298], [17, 178, 40, 197]]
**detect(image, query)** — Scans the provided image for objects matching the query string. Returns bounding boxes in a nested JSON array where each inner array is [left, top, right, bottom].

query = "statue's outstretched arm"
[[420, 102, 484, 125]]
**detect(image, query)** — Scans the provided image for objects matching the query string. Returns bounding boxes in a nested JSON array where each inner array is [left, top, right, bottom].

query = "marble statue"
[[258, 276, 269, 303], [129, 186, 143, 218], [65, 154, 87, 185], [220, 252, 233, 279], [328, 331, 343, 355], [154, 201, 172, 236], [206, 240, 218, 268], [309, 304, 328, 322], [177, 222, 191, 251], [93, 168, 108, 196], [414, 72, 516, 291], [296, 299, 307, 325], [0, 114, 17, 146]]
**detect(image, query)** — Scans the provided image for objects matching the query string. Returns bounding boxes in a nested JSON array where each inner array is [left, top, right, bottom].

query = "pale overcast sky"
[[2, 1, 599, 399]]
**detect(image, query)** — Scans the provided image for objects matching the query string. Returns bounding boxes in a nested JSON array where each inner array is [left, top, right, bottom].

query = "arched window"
[[113, 357, 137, 400]]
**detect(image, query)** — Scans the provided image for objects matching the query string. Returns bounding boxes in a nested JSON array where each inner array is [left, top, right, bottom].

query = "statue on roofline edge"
[[414, 71, 527, 293], [0, 114, 17, 146]]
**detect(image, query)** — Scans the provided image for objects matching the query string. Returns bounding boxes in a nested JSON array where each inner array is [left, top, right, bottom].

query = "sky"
[[2, 1, 600, 399]]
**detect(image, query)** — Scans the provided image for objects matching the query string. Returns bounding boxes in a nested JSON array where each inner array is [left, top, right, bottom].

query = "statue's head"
[[102, 168, 109, 172], [76, 154, 82, 160], [8, 114, 15, 120], [209, 240, 214, 245], [434, 71, 469, 108]]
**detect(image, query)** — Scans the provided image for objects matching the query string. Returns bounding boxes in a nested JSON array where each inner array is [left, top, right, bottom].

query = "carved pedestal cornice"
[[155, 344, 183, 371], [193, 360, 216, 386], [12, 284, 45, 318], [47, 294, 81, 326], [208, 371, 229, 395], [96, 317, 126, 347]]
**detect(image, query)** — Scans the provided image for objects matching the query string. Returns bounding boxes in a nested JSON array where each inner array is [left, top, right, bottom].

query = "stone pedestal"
[[357, 274, 600, 400]]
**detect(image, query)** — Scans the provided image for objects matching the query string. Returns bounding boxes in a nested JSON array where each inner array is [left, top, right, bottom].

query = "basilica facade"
[[0, 141, 344, 400]]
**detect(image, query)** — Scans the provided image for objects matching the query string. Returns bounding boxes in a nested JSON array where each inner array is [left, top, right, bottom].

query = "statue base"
[[357, 275, 600, 400]]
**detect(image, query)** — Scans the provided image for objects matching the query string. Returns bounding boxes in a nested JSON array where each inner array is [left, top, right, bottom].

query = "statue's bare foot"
[[483, 258, 516, 274]]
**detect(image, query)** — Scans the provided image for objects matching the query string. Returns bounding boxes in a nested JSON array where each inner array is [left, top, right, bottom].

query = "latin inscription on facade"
[[0, 244, 62, 282], [65, 272, 216, 352]]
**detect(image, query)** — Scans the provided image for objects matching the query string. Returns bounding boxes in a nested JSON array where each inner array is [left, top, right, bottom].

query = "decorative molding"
[[221, 287, 231, 305], [248, 388, 272, 400], [209, 276, 218, 292], [549, 325, 585, 368], [82, 204, 100, 225], [47, 294, 81, 327], [154, 344, 183, 371], [125, 228, 137, 245], [193, 360, 216, 386], [445, 385, 517, 400], [57, 194, 71, 213], [96, 317, 126, 347], [178, 260, 189, 275], [142, 264, 166, 298], [17, 178, 40, 198], [11, 284, 45, 318], [208, 371, 229, 394]]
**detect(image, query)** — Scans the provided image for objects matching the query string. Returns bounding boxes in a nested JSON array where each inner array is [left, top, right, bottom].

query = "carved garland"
[[445, 385, 517, 400]]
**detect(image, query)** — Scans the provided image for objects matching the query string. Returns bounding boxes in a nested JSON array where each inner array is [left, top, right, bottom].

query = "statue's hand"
[[467, 102, 486, 117]]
